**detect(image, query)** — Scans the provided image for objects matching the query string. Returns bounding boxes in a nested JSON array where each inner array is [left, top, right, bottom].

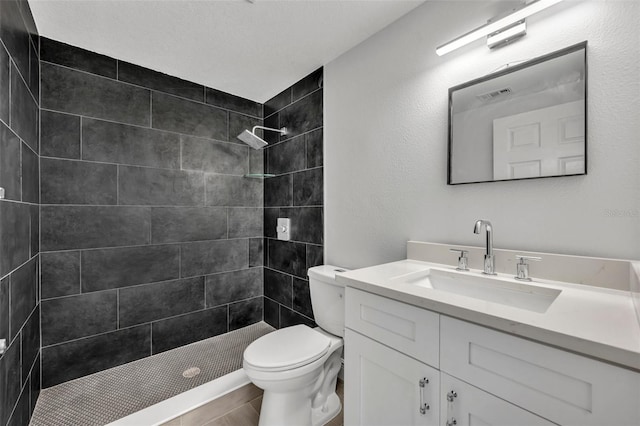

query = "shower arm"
[[251, 125, 288, 135]]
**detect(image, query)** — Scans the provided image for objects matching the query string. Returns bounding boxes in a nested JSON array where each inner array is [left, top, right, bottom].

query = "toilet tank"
[[308, 265, 349, 337]]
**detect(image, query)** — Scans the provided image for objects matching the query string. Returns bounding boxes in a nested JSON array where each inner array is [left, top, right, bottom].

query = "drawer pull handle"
[[419, 377, 430, 414], [446, 390, 457, 426]]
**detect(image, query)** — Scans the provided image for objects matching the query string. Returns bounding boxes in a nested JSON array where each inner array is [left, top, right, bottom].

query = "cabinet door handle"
[[446, 390, 457, 426], [419, 377, 430, 414]]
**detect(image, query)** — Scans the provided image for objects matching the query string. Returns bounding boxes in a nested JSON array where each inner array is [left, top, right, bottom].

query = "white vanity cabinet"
[[344, 287, 640, 426], [344, 287, 440, 425], [345, 329, 440, 426]]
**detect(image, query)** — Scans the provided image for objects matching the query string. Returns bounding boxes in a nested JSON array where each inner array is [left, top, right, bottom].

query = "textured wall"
[[262, 68, 324, 329], [0, 1, 41, 424], [325, 0, 640, 268], [39, 38, 265, 388]]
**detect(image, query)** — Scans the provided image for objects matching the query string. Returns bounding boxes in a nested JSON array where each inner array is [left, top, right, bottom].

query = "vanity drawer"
[[440, 316, 640, 426], [345, 287, 439, 368]]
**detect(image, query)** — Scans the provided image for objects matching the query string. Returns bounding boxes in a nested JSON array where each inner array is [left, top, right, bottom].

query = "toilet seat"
[[244, 325, 331, 372]]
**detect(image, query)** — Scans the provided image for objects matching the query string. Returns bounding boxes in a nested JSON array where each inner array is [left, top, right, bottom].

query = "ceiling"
[[29, 0, 425, 103]]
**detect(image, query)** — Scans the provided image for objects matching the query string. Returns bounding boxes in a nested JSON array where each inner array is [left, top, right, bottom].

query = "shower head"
[[237, 126, 288, 150]]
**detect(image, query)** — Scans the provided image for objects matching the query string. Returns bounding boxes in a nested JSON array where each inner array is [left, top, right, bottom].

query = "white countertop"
[[337, 259, 640, 371]]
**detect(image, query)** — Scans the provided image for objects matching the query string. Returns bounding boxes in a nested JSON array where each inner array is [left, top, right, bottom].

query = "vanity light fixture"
[[435, 0, 563, 56]]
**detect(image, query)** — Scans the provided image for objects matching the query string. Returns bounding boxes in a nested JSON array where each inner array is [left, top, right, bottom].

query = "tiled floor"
[[31, 323, 274, 426]]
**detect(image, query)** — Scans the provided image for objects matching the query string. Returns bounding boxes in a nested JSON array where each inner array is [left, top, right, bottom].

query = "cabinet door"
[[441, 316, 640, 425], [440, 373, 555, 426], [345, 329, 439, 426]]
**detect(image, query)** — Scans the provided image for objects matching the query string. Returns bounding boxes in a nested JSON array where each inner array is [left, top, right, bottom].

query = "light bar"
[[487, 21, 527, 49], [436, 0, 563, 56]]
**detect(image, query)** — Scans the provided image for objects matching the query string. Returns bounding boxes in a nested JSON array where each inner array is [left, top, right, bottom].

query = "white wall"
[[325, 0, 640, 268]]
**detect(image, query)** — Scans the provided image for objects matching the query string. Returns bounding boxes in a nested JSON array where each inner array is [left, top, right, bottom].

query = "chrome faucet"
[[473, 220, 497, 275]]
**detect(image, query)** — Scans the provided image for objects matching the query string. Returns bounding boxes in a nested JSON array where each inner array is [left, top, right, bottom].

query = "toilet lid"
[[244, 325, 331, 371]]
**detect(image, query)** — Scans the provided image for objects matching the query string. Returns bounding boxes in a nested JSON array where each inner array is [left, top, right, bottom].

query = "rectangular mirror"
[[448, 42, 587, 185]]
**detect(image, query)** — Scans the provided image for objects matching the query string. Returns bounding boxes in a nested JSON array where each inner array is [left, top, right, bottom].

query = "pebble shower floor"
[[30, 323, 274, 426]]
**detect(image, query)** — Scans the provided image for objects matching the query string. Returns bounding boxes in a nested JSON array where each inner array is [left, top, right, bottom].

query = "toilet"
[[243, 265, 347, 426]]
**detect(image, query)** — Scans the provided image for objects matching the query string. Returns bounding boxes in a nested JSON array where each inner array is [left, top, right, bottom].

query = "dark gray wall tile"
[[262, 112, 280, 144], [181, 136, 248, 174], [205, 88, 262, 117], [150, 207, 227, 244], [306, 245, 324, 271], [266, 135, 305, 175], [0, 44, 9, 123], [205, 174, 262, 207], [264, 174, 292, 207], [229, 112, 262, 146], [7, 382, 29, 426], [41, 251, 80, 299], [264, 88, 291, 117], [40, 110, 80, 159], [293, 168, 323, 206], [249, 148, 264, 175], [118, 61, 204, 102], [29, 355, 40, 415], [292, 68, 323, 102], [205, 268, 262, 307], [0, 200, 30, 275], [21, 143, 38, 203], [41, 158, 116, 205], [10, 62, 38, 151], [264, 268, 291, 307], [268, 240, 306, 278], [249, 238, 263, 267], [306, 128, 323, 168], [0, 121, 22, 201], [229, 297, 262, 331], [181, 239, 248, 277], [293, 278, 313, 319], [118, 165, 204, 206], [41, 206, 150, 251], [151, 307, 227, 354], [280, 307, 316, 329], [21, 306, 39, 381], [28, 37, 39, 103], [40, 38, 117, 79], [0, 338, 21, 426], [41, 62, 151, 126], [228, 208, 263, 238], [119, 277, 204, 327], [263, 297, 279, 329], [281, 207, 323, 244], [41, 291, 116, 346], [29, 204, 38, 257], [42, 325, 151, 388], [9, 256, 37, 340], [279, 90, 322, 140], [151, 92, 227, 140], [0, 0, 30, 90], [0, 277, 8, 346], [81, 245, 180, 292], [0, 336, 21, 426], [264, 208, 279, 239], [82, 118, 180, 169]]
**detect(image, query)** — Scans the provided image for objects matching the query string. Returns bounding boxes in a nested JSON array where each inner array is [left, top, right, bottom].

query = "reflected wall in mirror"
[[448, 42, 587, 185]]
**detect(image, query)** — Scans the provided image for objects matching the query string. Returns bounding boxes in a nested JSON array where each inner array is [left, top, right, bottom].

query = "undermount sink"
[[391, 268, 561, 313]]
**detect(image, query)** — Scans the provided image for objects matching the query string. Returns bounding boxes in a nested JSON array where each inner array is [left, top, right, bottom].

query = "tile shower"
[[0, 0, 41, 425], [0, 0, 324, 422]]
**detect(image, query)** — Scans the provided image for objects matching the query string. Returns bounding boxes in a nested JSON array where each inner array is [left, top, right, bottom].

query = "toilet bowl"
[[243, 265, 347, 426]]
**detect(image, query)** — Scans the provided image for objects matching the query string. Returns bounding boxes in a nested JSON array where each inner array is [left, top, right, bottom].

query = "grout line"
[[79, 116, 83, 159], [149, 91, 153, 129]]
